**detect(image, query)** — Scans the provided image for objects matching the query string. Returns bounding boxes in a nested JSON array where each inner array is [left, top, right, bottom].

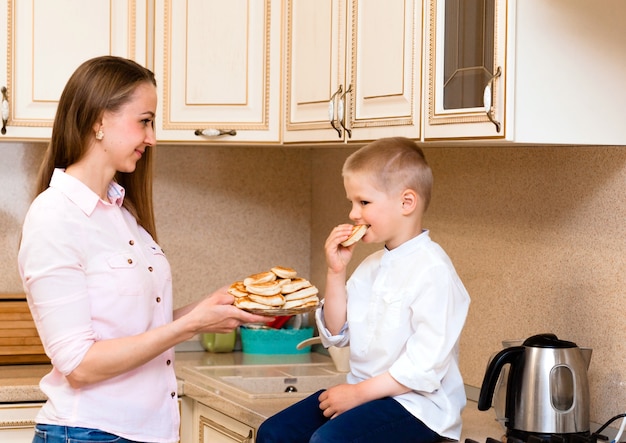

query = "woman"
[[17, 55, 268, 443]]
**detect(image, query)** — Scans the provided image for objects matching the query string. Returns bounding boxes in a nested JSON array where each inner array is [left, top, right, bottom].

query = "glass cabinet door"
[[425, 0, 506, 140], [443, 0, 495, 110]]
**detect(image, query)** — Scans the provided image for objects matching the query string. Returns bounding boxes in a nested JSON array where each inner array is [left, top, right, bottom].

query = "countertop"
[[0, 351, 506, 442]]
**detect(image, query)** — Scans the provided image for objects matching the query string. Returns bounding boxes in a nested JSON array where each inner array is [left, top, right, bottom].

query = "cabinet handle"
[[483, 66, 502, 133], [338, 84, 352, 139], [194, 129, 237, 137], [328, 85, 343, 138], [1, 86, 9, 135]]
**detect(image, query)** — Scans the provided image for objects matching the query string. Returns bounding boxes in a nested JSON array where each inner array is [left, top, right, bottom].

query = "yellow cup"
[[200, 331, 236, 353]]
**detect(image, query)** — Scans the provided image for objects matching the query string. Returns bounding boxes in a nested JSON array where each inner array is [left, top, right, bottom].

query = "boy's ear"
[[401, 189, 418, 213]]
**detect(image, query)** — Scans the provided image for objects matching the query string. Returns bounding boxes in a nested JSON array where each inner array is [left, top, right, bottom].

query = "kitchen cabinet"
[[179, 396, 193, 443], [283, 0, 422, 143], [193, 401, 254, 443], [423, 0, 626, 144], [0, 399, 188, 443], [0, 0, 148, 140], [0, 402, 42, 443], [153, 0, 282, 144]]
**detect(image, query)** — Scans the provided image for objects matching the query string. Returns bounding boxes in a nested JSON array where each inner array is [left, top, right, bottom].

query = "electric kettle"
[[477, 333, 592, 436]]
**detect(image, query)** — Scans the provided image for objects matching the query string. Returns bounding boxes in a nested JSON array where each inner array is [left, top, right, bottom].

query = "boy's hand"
[[318, 383, 364, 418], [325, 224, 357, 273]]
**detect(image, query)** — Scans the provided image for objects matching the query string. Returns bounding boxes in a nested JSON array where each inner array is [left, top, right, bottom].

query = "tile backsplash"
[[2, 141, 625, 428]]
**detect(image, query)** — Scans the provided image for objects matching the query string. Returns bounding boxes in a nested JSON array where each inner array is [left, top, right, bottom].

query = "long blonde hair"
[[35, 56, 159, 240]]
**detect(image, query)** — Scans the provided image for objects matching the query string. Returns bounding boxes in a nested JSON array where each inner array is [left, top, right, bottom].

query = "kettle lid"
[[523, 333, 577, 348]]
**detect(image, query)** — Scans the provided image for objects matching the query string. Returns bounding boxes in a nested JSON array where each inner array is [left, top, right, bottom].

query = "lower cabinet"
[[0, 398, 254, 443], [192, 402, 255, 443], [0, 402, 43, 443], [2, 399, 190, 443]]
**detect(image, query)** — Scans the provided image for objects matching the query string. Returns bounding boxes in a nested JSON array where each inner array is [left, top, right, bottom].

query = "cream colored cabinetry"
[[424, 0, 626, 144], [0, 403, 42, 443], [283, 0, 422, 143], [1, 400, 188, 443], [153, 0, 281, 144], [193, 402, 254, 443], [179, 396, 193, 443], [0, 0, 148, 140]]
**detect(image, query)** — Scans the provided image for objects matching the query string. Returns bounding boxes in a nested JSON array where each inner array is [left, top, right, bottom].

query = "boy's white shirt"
[[316, 230, 471, 439]]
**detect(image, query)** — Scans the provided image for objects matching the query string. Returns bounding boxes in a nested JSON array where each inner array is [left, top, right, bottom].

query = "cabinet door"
[[179, 396, 193, 443], [0, 403, 42, 443], [194, 402, 254, 443], [345, 0, 422, 141], [424, 0, 507, 140], [154, 0, 281, 143], [0, 0, 148, 140], [284, 0, 421, 143], [283, 0, 347, 143]]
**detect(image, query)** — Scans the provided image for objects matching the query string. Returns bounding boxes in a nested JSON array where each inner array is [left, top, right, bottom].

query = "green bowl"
[[200, 331, 236, 353]]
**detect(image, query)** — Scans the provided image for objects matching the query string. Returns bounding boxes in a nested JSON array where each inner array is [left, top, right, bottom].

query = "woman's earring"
[[95, 129, 104, 140]]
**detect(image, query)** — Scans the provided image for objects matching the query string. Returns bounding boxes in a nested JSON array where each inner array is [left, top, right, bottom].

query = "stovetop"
[[465, 431, 606, 443]]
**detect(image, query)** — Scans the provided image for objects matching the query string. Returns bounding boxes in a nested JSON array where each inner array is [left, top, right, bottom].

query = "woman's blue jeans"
[[32, 424, 144, 443], [256, 389, 443, 443]]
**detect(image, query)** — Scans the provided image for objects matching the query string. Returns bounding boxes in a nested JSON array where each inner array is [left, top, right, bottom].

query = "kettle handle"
[[477, 345, 524, 411]]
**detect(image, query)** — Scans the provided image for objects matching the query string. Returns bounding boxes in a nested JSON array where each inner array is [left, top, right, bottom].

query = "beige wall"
[[0, 142, 312, 305], [2, 141, 625, 426]]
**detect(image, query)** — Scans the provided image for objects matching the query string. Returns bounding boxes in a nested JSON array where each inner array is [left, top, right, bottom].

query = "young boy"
[[256, 137, 471, 443]]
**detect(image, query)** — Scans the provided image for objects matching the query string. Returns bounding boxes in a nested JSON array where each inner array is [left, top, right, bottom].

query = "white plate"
[[239, 303, 319, 317]]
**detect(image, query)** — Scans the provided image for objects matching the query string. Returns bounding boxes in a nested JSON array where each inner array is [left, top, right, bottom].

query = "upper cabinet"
[[283, 0, 422, 143], [3, 0, 624, 146], [153, 0, 282, 143], [424, 0, 626, 145], [0, 0, 148, 140]]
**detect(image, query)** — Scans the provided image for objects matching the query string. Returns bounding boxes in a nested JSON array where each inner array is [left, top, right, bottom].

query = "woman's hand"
[[183, 286, 270, 333]]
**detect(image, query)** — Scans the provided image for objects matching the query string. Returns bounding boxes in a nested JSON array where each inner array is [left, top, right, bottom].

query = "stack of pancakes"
[[230, 266, 319, 311]]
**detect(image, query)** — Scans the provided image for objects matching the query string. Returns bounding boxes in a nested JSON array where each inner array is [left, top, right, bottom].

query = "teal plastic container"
[[240, 326, 314, 354]]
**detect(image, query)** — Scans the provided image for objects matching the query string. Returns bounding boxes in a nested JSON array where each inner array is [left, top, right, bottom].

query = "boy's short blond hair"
[[342, 137, 433, 211]]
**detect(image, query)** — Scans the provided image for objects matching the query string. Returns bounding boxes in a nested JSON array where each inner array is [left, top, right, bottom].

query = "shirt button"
[[171, 392, 176, 398], [156, 297, 161, 303], [129, 240, 135, 246], [166, 360, 171, 366], [127, 258, 133, 264], [148, 266, 153, 272]]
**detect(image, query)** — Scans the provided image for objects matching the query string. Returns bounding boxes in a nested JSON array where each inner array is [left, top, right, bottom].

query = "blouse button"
[[156, 297, 161, 303], [166, 359, 171, 366], [129, 240, 135, 246], [170, 392, 176, 398], [148, 266, 153, 272], [127, 258, 133, 264]]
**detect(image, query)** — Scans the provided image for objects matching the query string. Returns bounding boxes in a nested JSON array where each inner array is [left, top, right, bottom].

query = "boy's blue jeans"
[[256, 389, 443, 443], [32, 424, 144, 443]]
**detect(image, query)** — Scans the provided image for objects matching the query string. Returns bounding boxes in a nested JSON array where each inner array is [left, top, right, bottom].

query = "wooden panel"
[[0, 297, 49, 365], [0, 294, 26, 301]]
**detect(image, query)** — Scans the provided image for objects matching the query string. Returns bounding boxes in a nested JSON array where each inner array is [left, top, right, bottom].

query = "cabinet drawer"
[[0, 402, 42, 443], [195, 402, 254, 443]]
